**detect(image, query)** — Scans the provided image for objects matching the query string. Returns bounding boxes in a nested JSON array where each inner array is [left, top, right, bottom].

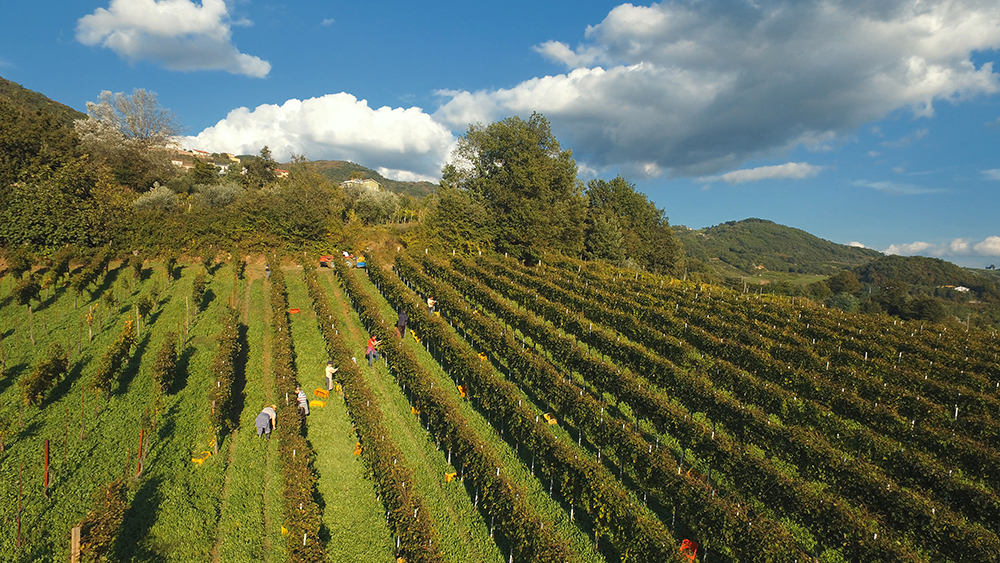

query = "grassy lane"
[[214, 267, 285, 562], [314, 268, 501, 563], [357, 266, 607, 563], [138, 262, 237, 561], [284, 268, 395, 563]]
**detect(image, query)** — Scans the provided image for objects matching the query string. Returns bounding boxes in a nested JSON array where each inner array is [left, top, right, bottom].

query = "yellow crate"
[[314, 388, 329, 398], [543, 413, 557, 425], [309, 400, 326, 408]]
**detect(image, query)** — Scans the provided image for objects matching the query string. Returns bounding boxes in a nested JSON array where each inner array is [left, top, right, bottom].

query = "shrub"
[[19, 344, 67, 406], [151, 333, 177, 395]]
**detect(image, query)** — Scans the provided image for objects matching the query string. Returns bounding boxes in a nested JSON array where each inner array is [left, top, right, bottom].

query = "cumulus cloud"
[[436, 0, 1000, 176], [886, 241, 933, 255], [848, 241, 867, 248], [885, 236, 1000, 257], [973, 236, 1000, 256], [851, 180, 945, 195], [321, 18, 335, 26], [185, 93, 456, 179], [698, 162, 824, 184], [76, 0, 270, 77]]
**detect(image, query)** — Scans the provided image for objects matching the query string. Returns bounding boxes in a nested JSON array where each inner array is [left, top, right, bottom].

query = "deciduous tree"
[[442, 113, 585, 262]]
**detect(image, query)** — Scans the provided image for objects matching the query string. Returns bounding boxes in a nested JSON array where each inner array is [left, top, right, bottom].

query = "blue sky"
[[3, 0, 1000, 267]]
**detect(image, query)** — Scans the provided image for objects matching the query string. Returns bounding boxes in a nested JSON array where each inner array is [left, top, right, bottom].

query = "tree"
[[74, 89, 181, 191], [241, 146, 277, 190], [584, 176, 681, 273], [826, 270, 861, 295], [442, 113, 586, 262]]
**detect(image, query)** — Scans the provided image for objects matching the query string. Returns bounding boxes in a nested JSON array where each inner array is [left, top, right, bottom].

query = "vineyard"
[[1, 250, 998, 562]]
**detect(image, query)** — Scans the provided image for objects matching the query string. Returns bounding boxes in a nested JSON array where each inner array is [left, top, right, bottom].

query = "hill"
[[675, 218, 882, 276], [296, 159, 438, 199], [0, 76, 85, 126]]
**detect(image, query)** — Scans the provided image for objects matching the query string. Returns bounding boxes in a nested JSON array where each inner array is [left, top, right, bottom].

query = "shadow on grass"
[[115, 331, 152, 396], [198, 288, 216, 313], [0, 362, 27, 396], [114, 475, 167, 563], [170, 347, 195, 395], [89, 264, 122, 304], [45, 356, 88, 406], [227, 322, 249, 431]]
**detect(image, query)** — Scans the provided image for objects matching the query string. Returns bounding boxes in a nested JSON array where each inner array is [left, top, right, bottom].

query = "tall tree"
[[442, 113, 586, 262], [584, 176, 681, 273], [74, 89, 181, 191], [241, 146, 277, 190]]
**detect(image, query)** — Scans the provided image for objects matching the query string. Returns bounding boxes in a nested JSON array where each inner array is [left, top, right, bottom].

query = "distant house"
[[340, 178, 381, 191], [275, 169, 289, 179], [954, 286, 971, 293]]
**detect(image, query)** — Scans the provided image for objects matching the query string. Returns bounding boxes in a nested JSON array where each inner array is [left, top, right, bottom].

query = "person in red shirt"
[[366, 335, 381, 366]]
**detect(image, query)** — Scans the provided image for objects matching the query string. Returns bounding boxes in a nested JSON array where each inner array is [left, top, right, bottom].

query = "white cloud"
[[886, 241, 933, 255], [884, 236, 1000, 257], [185, 93, 456, 179], [76, 0, 270, 77], [698, 162, 824, 184], [867, 150, 881, 157], [973, 236, 1000, 256], [436, 0, 1000, 176], [982, 169, 1000, 180], [321, 18, 335, 26], [532, 40, 603, 69], [851, 179, 945, 195], [848, 241, 867, 248]]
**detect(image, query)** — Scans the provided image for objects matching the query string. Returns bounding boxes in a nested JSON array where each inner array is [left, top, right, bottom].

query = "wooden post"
[[80, 390, 86, 441], [17, 463, 23, 547], [185, 297, 189, 335], [70, 526, 81, 563], [135, 428, 144, 477], [64, 405, 69, 468], [44, 439, 50, 497]]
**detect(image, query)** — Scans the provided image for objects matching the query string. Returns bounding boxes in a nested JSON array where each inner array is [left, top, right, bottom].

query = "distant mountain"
[[854, 254, 1000, 296], [675, 218, 882, 276], [296, 160, 438, 199]]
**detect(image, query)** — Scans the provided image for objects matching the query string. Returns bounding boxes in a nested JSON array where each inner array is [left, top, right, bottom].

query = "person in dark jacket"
[[396, 310, 408, 338]]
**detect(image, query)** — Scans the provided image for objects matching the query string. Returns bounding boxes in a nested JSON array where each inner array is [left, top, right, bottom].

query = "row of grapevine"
[[484, 253, 996, 560], [337, 260, 592, 562], [384, 255, 770, 562], [266, 264, 327, 562], [475, 255, 1000, 520], [447, 255, 1000, 561], [303, 265, 445, 562]]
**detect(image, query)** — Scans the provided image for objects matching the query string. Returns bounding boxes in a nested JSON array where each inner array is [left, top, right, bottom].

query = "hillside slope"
[[676, 218, 882, 276], [297, 160, 438, 199]]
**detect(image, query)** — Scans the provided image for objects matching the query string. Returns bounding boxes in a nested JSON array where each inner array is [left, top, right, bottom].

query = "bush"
[[132, 183, 179, 212], [192, 272, 206, 310], [19, 344, 67, 406], [80, 478, 130, 562], [151, 333, 177, 395]]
